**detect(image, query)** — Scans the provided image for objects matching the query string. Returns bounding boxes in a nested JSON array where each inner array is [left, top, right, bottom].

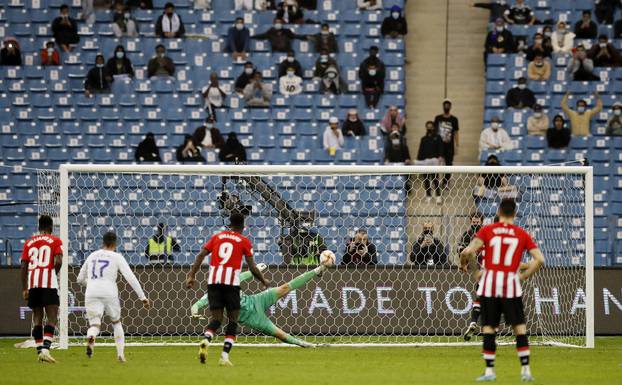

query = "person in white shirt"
[[279, 66, 303, 96], [551, 20, 575, 54], [358, 0, 383, 10], [479, 116, 513, 153], [77, 231, 150, 362], [201, 72, 228, 121], [323, 117, 344, 155]]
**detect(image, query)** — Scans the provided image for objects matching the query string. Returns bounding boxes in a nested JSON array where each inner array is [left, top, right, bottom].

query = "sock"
[[516, 334, 531, 374], [284, 334, 313, 348], [113, 323, 125, 358], [470, 300, 481, 324], [42, 325, 55, 351], [222, 336, 235, 360], [191, 294, 209, 315], [32, 325, 43, 355], [288, 270, 318, 291], [87, 326, 100, 340], [204, 320, 222, 342], [482, 334, 497, 376]]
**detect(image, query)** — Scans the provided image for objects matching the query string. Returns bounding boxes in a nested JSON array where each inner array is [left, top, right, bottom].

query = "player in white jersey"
[[77, 231, 150, 362]]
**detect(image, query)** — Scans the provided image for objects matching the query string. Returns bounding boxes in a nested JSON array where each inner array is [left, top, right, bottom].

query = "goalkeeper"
[[191, 260, 331, 348]]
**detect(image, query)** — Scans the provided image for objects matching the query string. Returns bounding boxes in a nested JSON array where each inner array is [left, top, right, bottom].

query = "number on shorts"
[[218, 242, 234, 265], [91, 259, 110, 279], [28, 245, 52, 269]]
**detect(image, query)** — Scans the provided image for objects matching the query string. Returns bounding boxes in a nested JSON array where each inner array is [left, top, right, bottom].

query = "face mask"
[[369, 69, 377, 76], [274, 23, 283, 30], [392, 12, 400, 19], [166, 11, 173, 17], [518, 84, 526, 90], [320, 55, 328, 63], [534, 112, 542, 118], [558, 27, 566, 33], [544, 31, 552, 37], [245, 68, 253, 75], [534, 39, 543, 44], [236, 23, 244, 30], [498, 0, 506, 4], [116, 51, 124, 59], [614, 109, 622, 116], [391, 138, 400, 146], [496, 26, 504, 32], [491, 122, 499, 129], [124, 12, 130, 18], [287, 56, 294, 62], [321, 30, 329, 35], [47, 48, 54, 54], [287, 71, 294, 77], [577, 106, 586, 113], [535, 61, 544, 67], [426, 128, 434, 134], [157, 52, 165, 58], [349, 116, 358, 122], [327, 72, 336, 79], [600, 43, 607, 48], [206, 123, 213, 129], [96, 63, 104, 68]]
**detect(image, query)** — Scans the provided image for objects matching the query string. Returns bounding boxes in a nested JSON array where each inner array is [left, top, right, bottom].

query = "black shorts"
[[28, 288, 60, 309], [207, 284, 241, 312], [480, 297, 525, 327]]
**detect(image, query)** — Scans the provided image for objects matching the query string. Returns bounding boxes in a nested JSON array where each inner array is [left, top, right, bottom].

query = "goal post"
[[48, 164, 594, 348]]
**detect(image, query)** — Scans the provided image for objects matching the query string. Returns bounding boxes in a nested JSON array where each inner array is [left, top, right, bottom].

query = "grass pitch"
[[1, 337, 621, 385]]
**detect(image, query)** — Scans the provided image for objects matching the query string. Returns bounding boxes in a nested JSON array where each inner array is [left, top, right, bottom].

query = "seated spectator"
[[360, 64, 384, 109], [319, 64, 344, 95], [309, 23, 338, 54], [384, 128, 411, 164], [323, 117, 344, 155], [574, 10, 598, 39], [527, 54, 551, 81], [606, 103, 622, 136], [134, 132, 161, 162], [551, 21, 574, 54], [235, 62, 257, 93], [359, 46, 386, 81], [234, 0, 254, 10], [194, 0, 212, 9], [342, 229, 377, 266], [192, 117, 225, 150], [506, 77, 535, 109], [201, 72, 227, 120], [279, 66, 303, 96], [546, 114, 571, 148], [416, 121, 444, 204], [313, 49, 338, 79], [84, 54, 113, 97], [52, 5, 79, 52], [252, 18, 305, 52], [106, 45, 135, 78], [381, 5, 408, 38], [380, 105, 406, 135], [342, 109, 366, 137], [0, 38, 22, 66], [358, 0, 382, 11], [473, 0, 510, 23], [276, 0, 305, 24], [40, 41, 60, 66], [561, 91, 602, 136], [126, 0, 153, 9], [112, 2, 138, 38], [525, 32, 552, 61], [410, 222, 448, 267], [526, 104, 548, 135], [226, 17, 250, 62], [542, 25, 554, 47], [278, 51, 303, 77], [155, 2, 185, 38], [243, 72, 273, 107], [457, 212, 484, 255], [479, 116, 513, 152], [176, 135, 206, 163], [147, 44, 175, 78], [596, 0, 617, 25], [485, 18, 516, 54], [219, 132, 247, 163], [503, 0, 535, 25], [473, 154, 518, 200], [588, 35, 622, 67], [567, 45, 600, 81]]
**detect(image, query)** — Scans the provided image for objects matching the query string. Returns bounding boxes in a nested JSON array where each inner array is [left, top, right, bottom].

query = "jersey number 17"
[[490, 236, 519, 266]]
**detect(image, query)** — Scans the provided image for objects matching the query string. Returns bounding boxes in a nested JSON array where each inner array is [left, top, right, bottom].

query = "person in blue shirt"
[[226, 17, 250, 62]]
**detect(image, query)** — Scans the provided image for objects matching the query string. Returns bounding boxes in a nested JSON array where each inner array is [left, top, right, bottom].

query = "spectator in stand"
[[112, 2, 139, 38], [40, 41, 60, 66], [606, 102, 622, 136], [252, 18, 305, 53], [381, 5, 408, 38], [410, 222, 448, 267], [588, 35, 622, 67], [434, 99, 459, 187], [525, 32, 552, 61], [342, 229, 377, 266], [473, 0, 510, 23], [235, 61, 257, 93], [147, 44, 175, 78], [567, 45, 600, 81], [226, 17, 250, 62], [527, 54, 551, 81], [52, 5, 79, 53], [527, 104, 548, 135], [473, 154, 518, 201], [309, 23, 338, 54], [506, 77, 535, 109], [234, 0, 254, 10], [144, 223, 180, 264], [551, 20, 575, 54], [320, 64, 344, 94], [574, 10, 598, 39], [194, 0, 212, 9], [134, 132, 161, 162], [313, 50, 338, 79], [0, 38, 22, 66], [561, 91, 603, 136], [503, 0, 535, 25], [416, 121, 444, 204], [479, 116, 513, 152], [243, 72, 273, 107], [384, 127, 411, 164], [82, 0, 113, 25], [201, 72, 227, 121], [546, 114, 571, 148], [358, 0, 382, 11], [276, 0, 305, 24], [279, 66, 303, 96], [278, 51, 303, 77], [360, 63, 384, 109], [457, 212, 484, 255], [126, 0, 153, 9], [597, 0, 618, 25], [192, 117, 225, 150], [84, 54, 113, 97], [176, 135, 206, 163], [155, 2, 185, 38], [342, 109, 366, 137], [542, 25, 554, 46], [359, 46, 386, 82], [106, 45, 135, 78], [381, 105, 406, 135], [323, 117, 344, 155], [219, 132, 247, 163], [485, 18, 516, 54]]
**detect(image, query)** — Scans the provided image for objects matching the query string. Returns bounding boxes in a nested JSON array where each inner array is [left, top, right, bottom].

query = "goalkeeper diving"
[[190, 260, 332, 348]]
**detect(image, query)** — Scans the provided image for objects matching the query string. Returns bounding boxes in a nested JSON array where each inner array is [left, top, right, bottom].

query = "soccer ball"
[[319, 250, 336, 266]]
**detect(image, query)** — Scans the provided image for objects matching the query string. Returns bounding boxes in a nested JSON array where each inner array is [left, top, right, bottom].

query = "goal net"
[[42, 165, 593, 348]]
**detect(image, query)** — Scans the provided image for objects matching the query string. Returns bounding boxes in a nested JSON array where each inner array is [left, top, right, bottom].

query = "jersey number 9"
[[218, 242, 234, 265]]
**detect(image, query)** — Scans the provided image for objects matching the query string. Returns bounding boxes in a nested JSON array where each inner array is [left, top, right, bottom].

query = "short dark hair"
[[103, 231, 117, 247], [39, 215, 54, 232], [498, 199, 517, 217], [582, 10, 591, 16], [235, 17, 243, 22], [60, 4, 69, 11], [165, 2, 174, 9], [155, 44, 165, 51], [471, 212, 484, 221], [229, 212, 245, 229]]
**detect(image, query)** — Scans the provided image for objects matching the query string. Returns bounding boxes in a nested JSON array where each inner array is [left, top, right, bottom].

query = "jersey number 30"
[[218, 242, 234, 265], [28, 245, 52, 269], [490, 236, 519, 266]]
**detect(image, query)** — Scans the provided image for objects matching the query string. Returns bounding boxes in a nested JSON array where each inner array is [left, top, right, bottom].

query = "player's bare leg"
[[513, 324, 533, 382], [476, 326, 496, 382], [219, 309, 239, 367], [85, 323, 100, 358], [200, 308, 224, 364], [111, 319, 126, 362]]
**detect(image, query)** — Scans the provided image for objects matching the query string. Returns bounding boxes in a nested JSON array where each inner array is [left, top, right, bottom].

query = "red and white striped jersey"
[[21, 234, 63, 290], [475, 222, 537, 298], [203, 230, 253, 286]]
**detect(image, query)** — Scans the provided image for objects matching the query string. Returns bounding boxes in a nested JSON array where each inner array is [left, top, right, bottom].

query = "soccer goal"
[[41, 164, 594, 348]]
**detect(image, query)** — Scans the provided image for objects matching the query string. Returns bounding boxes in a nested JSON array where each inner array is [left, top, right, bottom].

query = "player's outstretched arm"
[[460, 237, 484, 272], [76, 260, 88, 286], [118, 255, 148, 305], [520, 248, 545, 281], [245, 255, 271, 288], [186, 248, 209, 289]]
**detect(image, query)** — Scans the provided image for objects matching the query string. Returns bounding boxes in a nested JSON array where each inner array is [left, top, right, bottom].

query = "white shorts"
[[85, 297, 121, 325]]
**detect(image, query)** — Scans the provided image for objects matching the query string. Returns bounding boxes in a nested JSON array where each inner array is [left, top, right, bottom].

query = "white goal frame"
[[56, 164, 595, 349]]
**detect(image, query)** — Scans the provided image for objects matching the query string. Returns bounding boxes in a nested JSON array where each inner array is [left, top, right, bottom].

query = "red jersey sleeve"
[[203, 236, 215, 252], [475, 225, 490, 244], [243, 238, 253, 257], [52, 238, 63, 256], [20, 242, 30, 262], [521, 229, 538, 251]]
